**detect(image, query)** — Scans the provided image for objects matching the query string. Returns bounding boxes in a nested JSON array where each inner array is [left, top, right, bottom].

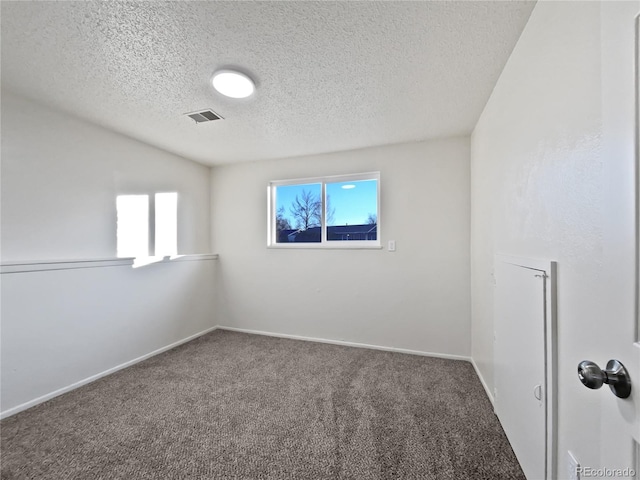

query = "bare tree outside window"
[[290, 189, 321, 230], [326, 195, 336, 225], [276, 206, 292, 236]]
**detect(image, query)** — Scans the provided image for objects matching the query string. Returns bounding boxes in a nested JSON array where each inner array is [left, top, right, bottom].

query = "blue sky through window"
[[275, 183, 321, 230], [326, 179, 377, 226], [275, 179, 377, 229]]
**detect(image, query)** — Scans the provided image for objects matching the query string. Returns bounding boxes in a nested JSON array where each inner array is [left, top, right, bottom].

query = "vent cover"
[[185, 109, 223, 123]]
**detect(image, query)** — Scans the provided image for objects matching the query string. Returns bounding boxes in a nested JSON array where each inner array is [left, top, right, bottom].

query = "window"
[[268, 172, 380, 248], [116, 192, 178, 258]]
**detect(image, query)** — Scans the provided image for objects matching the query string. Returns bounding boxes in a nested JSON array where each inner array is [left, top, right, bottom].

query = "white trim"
[[270, 171, 381, 187], [470, 357, 495, 407], [546, 261, 558, 480], [167, 253, 218, 262], [0, 325, 220, 419], [1, 257, 134, 274], [217, 325, 471, 362], [633, 343, 640, 445], [133, 254, 218, 268], [1, 254, 218, 274], [636, 11, 640, 344], [267, 244, 383, 250], [321, 181, 327, 243]]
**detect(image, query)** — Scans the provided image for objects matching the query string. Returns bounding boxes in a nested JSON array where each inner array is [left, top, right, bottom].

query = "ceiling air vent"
[[185, 109, 223, 123]]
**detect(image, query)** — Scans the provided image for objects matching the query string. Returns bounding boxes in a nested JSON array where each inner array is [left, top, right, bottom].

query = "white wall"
[[471, 1, 637, 476], [211, 138, 471, 357], [1, 92, 211, 261], [1, 92, 216, 416], [1, 259, 217, 416]]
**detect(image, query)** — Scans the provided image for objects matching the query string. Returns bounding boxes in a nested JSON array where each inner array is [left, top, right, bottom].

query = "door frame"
[[635, 12, 640, 346], [494, 254, 557, 479], [634, 11, 640, 469]]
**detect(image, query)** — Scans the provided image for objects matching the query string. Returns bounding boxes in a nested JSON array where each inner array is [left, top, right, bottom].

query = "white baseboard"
[[470, 357, 495, 407], [2, 326, 494, 420], [0, 325, 219, 420], [217, 325, 471, 362], [223, 326, 499, 406]]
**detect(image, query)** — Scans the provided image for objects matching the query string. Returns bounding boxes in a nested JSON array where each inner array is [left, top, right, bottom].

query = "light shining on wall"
[[116, 192, 178, 258], [155, 192, 178, 257], [116, 195, 149, 258]]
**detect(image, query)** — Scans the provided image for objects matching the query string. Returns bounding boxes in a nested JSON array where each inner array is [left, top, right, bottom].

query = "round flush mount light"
[[212, 70, 255, 99], [341, 184, 356, 190]]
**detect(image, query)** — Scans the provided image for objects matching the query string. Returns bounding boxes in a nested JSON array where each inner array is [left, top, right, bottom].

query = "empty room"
[[1, 1, 638, 479]]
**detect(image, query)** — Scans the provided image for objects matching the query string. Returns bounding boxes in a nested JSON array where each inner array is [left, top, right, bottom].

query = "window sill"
[[267, 244, 383, 250]]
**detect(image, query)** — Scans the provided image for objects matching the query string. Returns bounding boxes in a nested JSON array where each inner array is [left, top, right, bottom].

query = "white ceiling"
[[1, 1, 535, 166]]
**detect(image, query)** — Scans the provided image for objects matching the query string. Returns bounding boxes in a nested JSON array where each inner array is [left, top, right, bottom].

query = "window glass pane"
[[155, 192, 178, 256], [116, 195, 149, 257], [325, 179, 378, 241], [274, 183, 321, 243]]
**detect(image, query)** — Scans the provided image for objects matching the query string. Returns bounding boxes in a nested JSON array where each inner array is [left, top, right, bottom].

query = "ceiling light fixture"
[[212, 70, 255, 99], [342, 184, 356, 190]]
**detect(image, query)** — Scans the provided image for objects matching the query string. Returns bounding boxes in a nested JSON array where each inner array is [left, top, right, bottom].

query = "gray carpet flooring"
[[1, 330, 525, 479]]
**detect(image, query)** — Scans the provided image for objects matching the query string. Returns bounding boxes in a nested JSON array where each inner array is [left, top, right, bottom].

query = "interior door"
[[592, 1, 640, 475]]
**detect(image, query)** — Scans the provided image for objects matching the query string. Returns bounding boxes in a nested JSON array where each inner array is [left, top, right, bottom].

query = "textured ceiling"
[[1, 1, 535, 166]]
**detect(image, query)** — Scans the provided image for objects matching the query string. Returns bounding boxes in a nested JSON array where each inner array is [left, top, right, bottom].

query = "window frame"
[[267, 172, 381, 249]]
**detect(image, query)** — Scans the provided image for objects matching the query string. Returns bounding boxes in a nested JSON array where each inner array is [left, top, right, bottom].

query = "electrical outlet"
[[568, 451, 580, 480], [388, 240, 396, 252]]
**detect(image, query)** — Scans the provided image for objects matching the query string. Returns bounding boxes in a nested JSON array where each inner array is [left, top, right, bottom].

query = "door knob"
[[577, 359, 632, 399]]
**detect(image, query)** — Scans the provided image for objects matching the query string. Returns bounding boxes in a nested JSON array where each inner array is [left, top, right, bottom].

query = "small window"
[[268, 173, 380, 248]]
